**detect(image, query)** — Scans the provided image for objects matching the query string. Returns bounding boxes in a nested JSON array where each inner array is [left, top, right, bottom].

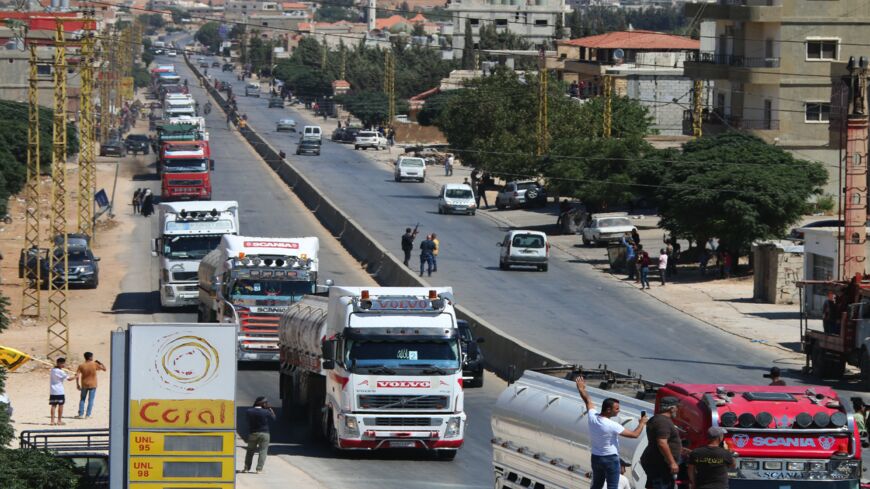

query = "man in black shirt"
[[401, 227, 417, 267], [688, 427, 736, 489], [640, 396, 682, 489], [244, 396, 276, 473]]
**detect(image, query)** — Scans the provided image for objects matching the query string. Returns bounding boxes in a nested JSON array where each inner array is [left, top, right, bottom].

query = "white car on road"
[[354, 131, 388, 150], [580, 213, 637, 246], [498, 230, 549, 271], [394, 157, 426, 182], [438, 183, 477, 215]]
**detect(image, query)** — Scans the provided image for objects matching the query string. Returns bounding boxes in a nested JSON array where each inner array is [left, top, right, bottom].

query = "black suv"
[[20, 235, 100, 289], [125, 134, 151, 155], [99, 138, 127, 157], [457, 320, 485, 388], [222, 63, 233, 72]]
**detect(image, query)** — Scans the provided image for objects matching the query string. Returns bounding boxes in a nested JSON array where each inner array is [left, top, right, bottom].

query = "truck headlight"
[[445, 416, 461, 438], [344, 416, 359, 437], [162, 269, 170, 283]]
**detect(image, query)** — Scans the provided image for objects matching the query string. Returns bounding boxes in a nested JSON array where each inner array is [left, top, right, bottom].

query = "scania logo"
[[732, 434, 749, 448], [376, 380, 431, 388], [243, 241, 300, 249], [731, 435, 833, 449]]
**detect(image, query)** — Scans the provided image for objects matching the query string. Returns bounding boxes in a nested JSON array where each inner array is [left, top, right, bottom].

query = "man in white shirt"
[[576, 376, 647, 489], [49, 357, 74, 425]]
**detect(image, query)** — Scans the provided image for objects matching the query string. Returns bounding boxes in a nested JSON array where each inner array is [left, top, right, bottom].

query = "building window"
[[535, 19, 548, 26], [805, 102, 831, 123], [806, 39, 838, 60], [469, 18, 479, 26], [495, 19, 507, 26]]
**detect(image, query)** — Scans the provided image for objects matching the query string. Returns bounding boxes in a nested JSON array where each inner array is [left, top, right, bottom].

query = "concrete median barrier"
[[187, 59, 564, 382]]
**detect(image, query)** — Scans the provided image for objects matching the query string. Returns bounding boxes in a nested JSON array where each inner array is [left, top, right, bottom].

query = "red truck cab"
[[659, 383, 861, 488], [160, 141, 213, 201]]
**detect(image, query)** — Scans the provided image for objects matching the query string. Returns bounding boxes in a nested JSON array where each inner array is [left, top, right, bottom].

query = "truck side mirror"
[[151, 238, 160, 256], [210, 159, 215, 170], [321, 338, 337, 370]]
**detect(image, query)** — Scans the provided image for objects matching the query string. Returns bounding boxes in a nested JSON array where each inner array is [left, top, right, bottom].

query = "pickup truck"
[[20, 429, 109, 488]]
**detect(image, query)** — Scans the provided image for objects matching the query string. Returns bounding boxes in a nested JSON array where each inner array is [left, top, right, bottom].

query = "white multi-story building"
[[446, 0, 570, 55]]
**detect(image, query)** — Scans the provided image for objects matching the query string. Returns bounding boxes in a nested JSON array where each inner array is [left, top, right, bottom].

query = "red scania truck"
[[160, 141, 214, 201], [492, 367, 862, 489]]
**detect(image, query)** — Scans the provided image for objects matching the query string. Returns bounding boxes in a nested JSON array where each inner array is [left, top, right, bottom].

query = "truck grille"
[[172, 271, 198, 281], [167, 179, 201, 186], [358, 395, 449, 410], [365, 417, 437, 427], [238, 311, 280, 334]]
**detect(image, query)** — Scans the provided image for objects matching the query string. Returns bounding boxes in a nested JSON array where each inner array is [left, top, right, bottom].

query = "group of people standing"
[[401, 228, 440, 277], [132, 188, 154, 217], [576, 376, 736, 489], [623, 232, 681, 289]]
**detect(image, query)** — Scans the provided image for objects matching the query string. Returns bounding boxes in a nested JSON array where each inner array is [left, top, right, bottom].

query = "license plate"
[[389, 441, 417, 448], [454, 206, 466, 211]]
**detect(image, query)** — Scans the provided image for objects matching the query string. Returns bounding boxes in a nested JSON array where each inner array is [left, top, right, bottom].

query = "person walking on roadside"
[[687, 427, 736, 489], [49, 357, 74, 426], [722, 251, 733, 279], [622, 234, 636, 280], [244, 396, 275, 473], [445, 154, 454, 177], [764, 366, 786, 386], [641, 396, 683, 489], [401, 227, 417, 267], [575, 376, 647, 489], [140, 189, 154, 217], [638, 245, 651, 289], [75, 352, 106, 419], [631, 228, 641, 246], [658, 248, 668, 286], [419, 234, 436, 277], [431, 233, 440, 272], [476, 178, 489, 209], [132, 188, 142, 214]]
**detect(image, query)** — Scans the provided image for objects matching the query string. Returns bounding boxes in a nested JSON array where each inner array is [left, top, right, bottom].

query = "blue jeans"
[[79, 388, 96, 417], [640, 266, 650, 288], [420, 254, 434, 275], [590, 454, 621, 489]]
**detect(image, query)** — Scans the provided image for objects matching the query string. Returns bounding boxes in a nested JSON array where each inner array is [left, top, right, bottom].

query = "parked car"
[[438, 183, 477, 215], [415, 147, 448, 165], [198, 61, 209, 68], [331, 127, 347, 141], [268, 96, 284, 108], [457, 320, 485, 388], [276, 118, 297, 132], [336, 127, 361, 143], [211, 61, 221, 68], [99, 138, 127, 157], [354, 131, 387, 150], [394, 157, 426, 182], [301, 125, 322, 142], [245, 83, 260, 97], [495, 181, 547, 209], [222, 63, 233, 72], [498, 230, 549, 271], [20, 243, 100, 289], [296, 139, 321, 156], [124, 134, 151, 155], [789, 219, 843, 241], [580, 212, 637, 246]]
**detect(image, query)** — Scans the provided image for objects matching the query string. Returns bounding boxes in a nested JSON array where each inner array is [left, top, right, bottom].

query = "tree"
[[167, 7, 187, 25], [340, 91, 390, 127], [195, 22, 222, 53], [416, 90, 460, 126], [315, 6, 358, 23], [461, 20, 475, 69], [657, 132, 828, 255]]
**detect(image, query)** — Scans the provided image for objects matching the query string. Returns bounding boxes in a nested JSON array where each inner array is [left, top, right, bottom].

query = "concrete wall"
[[752, 243, 803, 305], [626, 74, 692, 136]]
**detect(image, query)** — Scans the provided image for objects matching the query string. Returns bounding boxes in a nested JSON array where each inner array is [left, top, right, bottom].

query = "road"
[[202, 58, 788, 386], [115, 52, 500, 489]]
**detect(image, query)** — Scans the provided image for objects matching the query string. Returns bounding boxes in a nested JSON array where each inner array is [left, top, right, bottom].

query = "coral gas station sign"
[[113, 323, 237, 487]]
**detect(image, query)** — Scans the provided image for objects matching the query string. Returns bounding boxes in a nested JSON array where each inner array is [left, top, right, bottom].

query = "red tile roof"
[[409, 13, 427, 23], [376, 14, 410, 30], [281, 2, 308, 9], [559, 30, 699, 51]]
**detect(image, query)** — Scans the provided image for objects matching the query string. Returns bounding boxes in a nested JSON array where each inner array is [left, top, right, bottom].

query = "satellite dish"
[[613, 49, 625, 62]]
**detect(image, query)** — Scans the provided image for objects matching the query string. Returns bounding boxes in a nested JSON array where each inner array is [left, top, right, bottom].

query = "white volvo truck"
[[277, 287, 465, 459], [198, 235, 323, 363], [154, 201, 239, 308]]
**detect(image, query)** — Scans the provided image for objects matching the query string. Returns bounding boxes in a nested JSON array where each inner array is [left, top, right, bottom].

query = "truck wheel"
[[812, 347, 845, 379], [436, 449, 457, 461]]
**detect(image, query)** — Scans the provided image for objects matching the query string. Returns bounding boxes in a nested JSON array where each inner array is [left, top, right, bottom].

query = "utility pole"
[[48, 21, 70, 359], [843, 56, 869, 279], [78, 12, 96, 239], [384, 49, 395, 126], [340, 46, 346, 80], [535, 47, 548, 156], [602, 74, 613, 138], [692, 79, 703, 138], [22, 43, 41, 318], [99, 62, 110, 143], [111, 31, 120, 129]]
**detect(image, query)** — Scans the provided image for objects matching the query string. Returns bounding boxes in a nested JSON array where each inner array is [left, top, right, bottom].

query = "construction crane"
[[47, 21, 69, 359], [22, 43, 41, 318]]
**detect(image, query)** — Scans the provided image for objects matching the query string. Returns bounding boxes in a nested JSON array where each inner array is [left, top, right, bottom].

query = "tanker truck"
[[492, 366, 862, 489], [277, 287, 465, 459], [198, 235, 324, 363]]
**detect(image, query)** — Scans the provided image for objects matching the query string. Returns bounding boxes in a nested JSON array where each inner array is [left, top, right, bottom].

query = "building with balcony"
[[556, 29, 700, 135], [446, 0, 570, 56], [683, 0, 870, 195]]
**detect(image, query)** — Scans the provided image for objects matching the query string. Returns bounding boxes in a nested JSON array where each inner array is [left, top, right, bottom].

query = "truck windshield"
[[231, 279, 312, 298], [345, 339, 460, 371], [164, 158, 207, 172], [163, 235, 222, 259]]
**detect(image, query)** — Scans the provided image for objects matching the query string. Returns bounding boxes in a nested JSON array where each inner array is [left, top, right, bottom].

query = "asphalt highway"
[[202, 57, 786, 386], [117, 52, 499, 488]]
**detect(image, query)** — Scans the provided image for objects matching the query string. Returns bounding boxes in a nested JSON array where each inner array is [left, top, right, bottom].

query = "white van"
[[301, 125, 322, 142], [498, 230, 549, 272], [438, 183, 477, 215], [394, 156, 426, 182]]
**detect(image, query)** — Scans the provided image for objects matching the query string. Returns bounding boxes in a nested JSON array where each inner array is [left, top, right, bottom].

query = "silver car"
[[276, 118, 297, 132]]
